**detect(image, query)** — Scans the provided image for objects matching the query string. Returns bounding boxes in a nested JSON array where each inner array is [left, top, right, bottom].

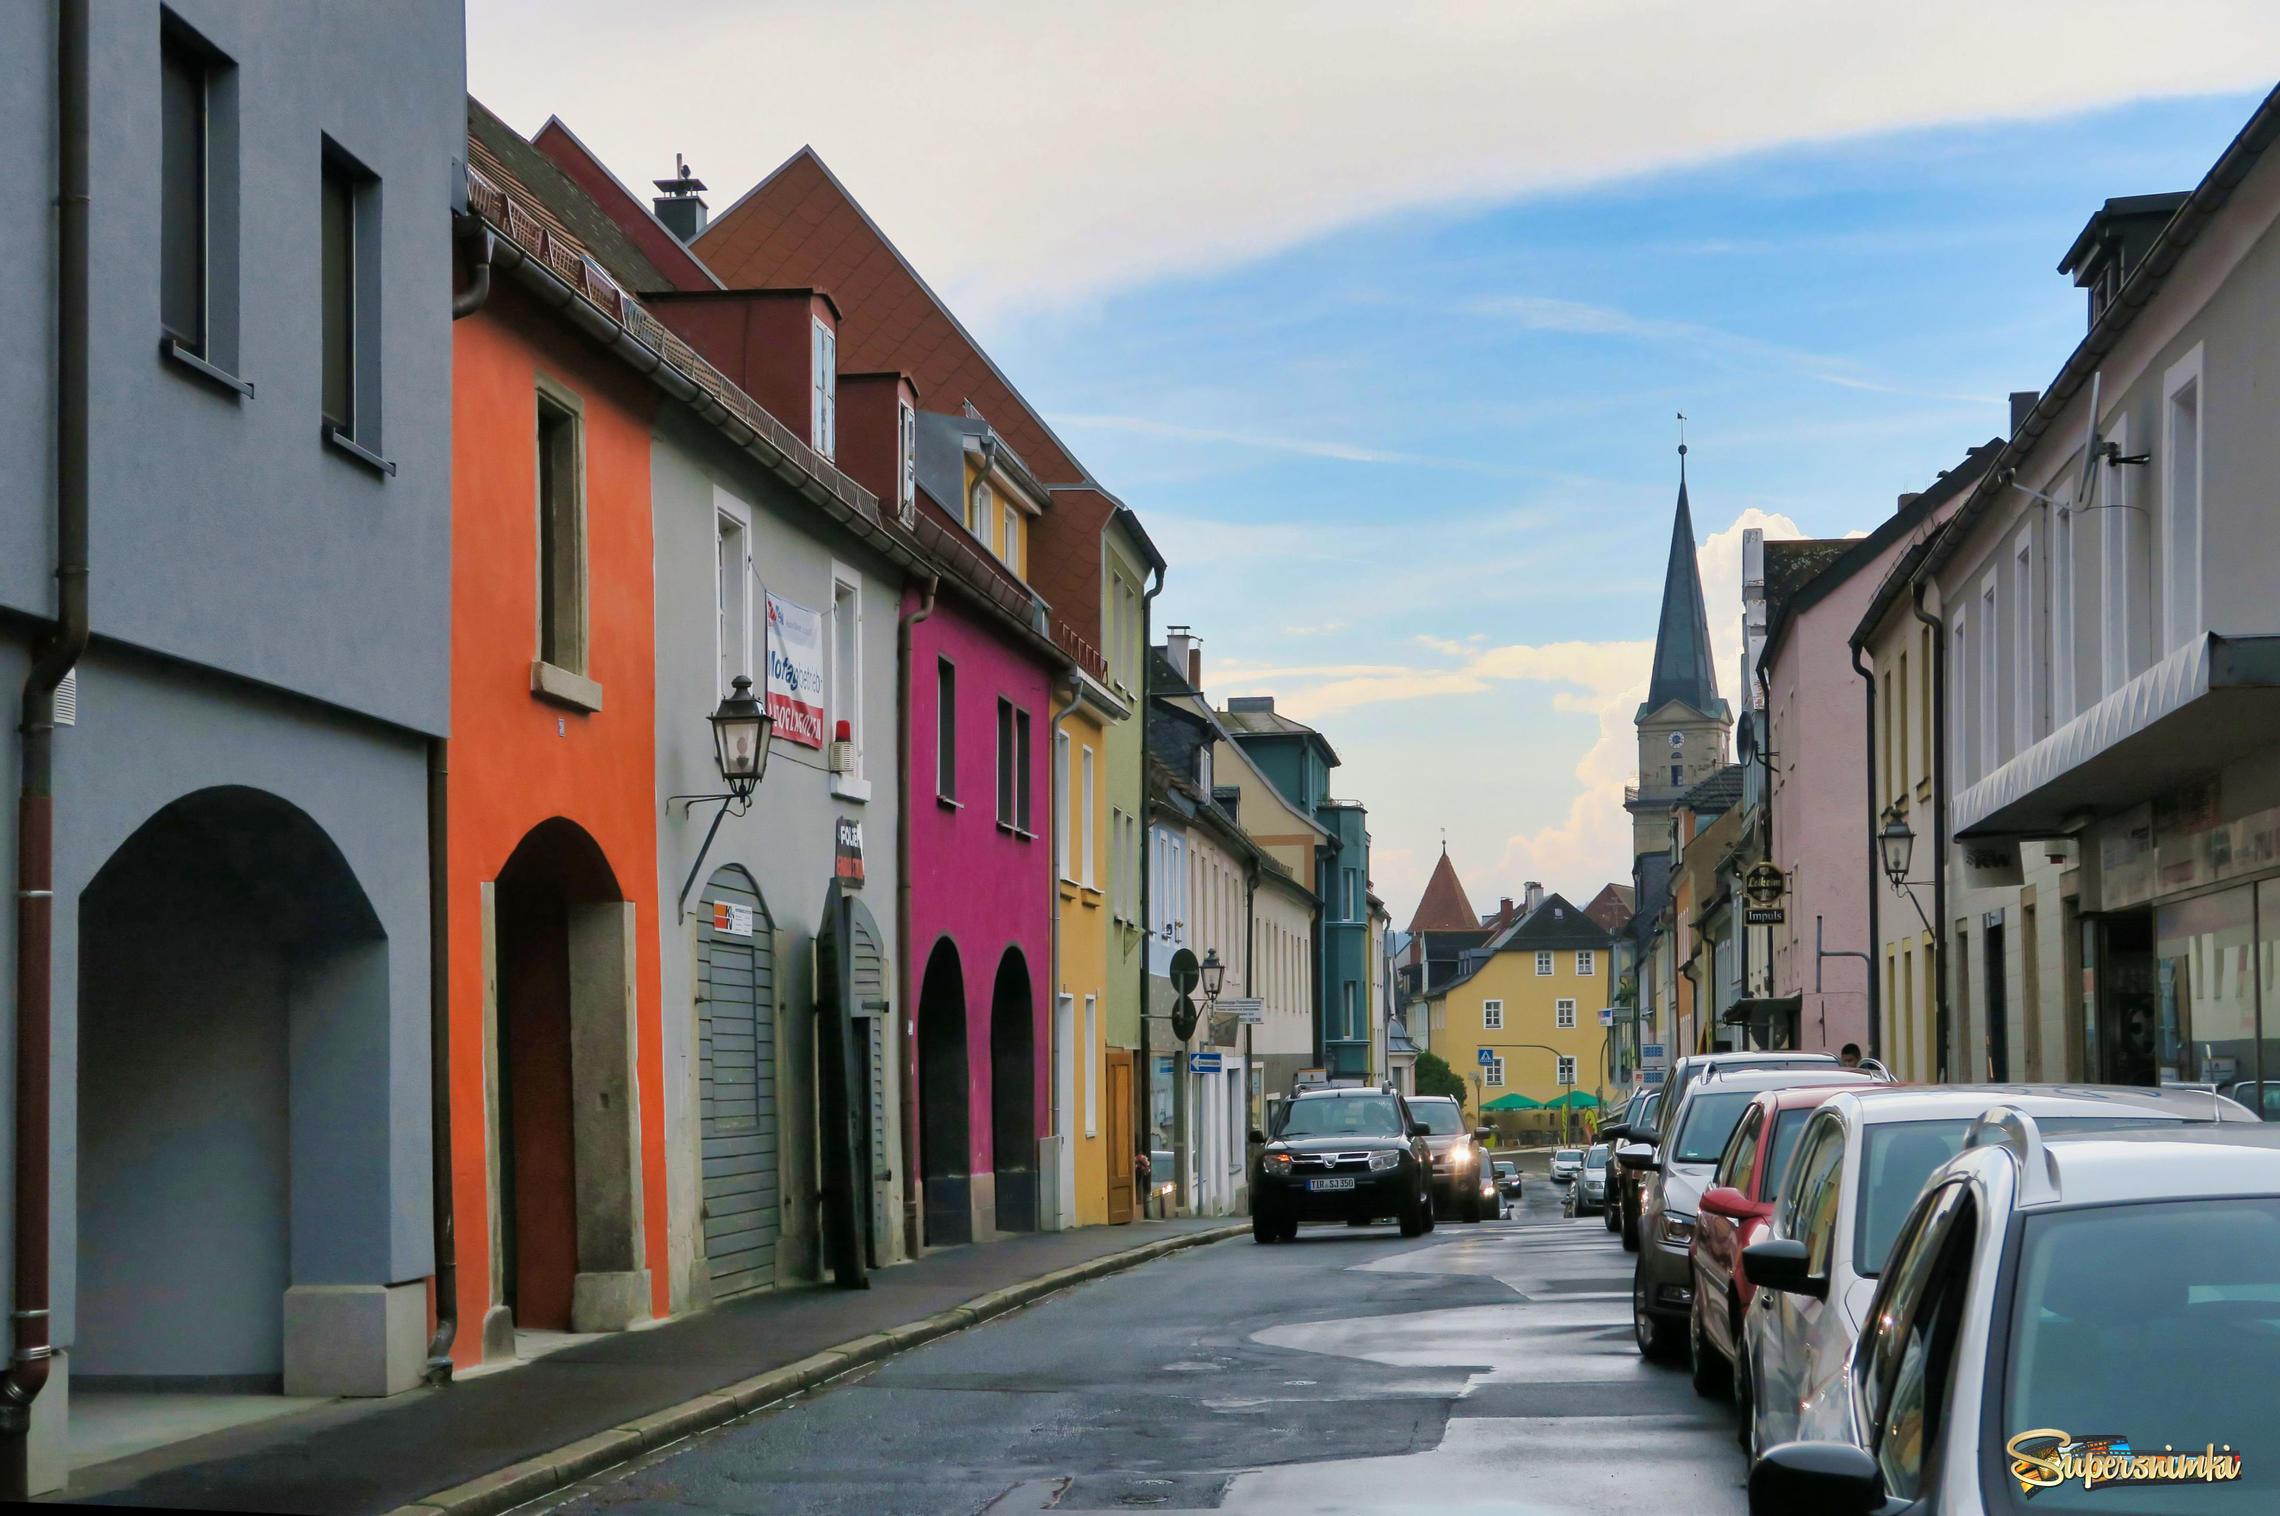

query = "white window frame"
[[1556, 998, 1577, 1029], [2164, 345, 2204, 652], [1081, 745, 1096, 888], [972, 478, 993, 546], [896, 399, 917, 521], [1483, 998, 1503, 1030], [1575, 949, 1595, 977], [1002, 499, 1020, 574], [1952, 614, 1970, 786], [829, 562, 866, 793], [712, 489, 753, 700], [811, 317, 836, 458], [1054, 731, 1072, 881], [1980, 572, 1999, 774], [2053, 496, 2075, 724], [1556, 1055, 1577, 1086], [2013, 532, 2036, 746], [1485, 1056, 1505, 1088], [1083, 995, 1099, 1136], [1535, 950, 1553, 976]]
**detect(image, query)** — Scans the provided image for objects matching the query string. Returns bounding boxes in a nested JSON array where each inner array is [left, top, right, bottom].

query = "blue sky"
[[972, 93, 2265, 914]]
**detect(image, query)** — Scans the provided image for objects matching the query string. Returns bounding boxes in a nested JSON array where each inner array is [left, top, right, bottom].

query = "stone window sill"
[[830, 773, 872, 803], [531, 660, 603, 713]]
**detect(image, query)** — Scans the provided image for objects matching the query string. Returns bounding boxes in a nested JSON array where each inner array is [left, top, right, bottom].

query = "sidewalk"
[[64, 1218, 1240, 1515]]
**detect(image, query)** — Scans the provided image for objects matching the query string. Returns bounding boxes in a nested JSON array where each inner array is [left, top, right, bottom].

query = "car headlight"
[[1661, 1214, 1695, 1246], [1262, 1152, 1292, 1175], [1451, 1146, 1474, 1169], [1369, 1150, 1402, 1171]]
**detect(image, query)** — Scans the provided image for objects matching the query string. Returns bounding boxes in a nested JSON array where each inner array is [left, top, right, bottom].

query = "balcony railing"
[[1055, 619, 1110, 685]]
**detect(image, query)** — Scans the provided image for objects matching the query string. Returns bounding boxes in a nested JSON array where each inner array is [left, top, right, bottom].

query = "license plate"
[[1308, 1176, 1357, 1192]]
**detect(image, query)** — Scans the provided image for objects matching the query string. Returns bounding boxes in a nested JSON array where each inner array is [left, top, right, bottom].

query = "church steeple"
[[1638, 440, 1729, 722]]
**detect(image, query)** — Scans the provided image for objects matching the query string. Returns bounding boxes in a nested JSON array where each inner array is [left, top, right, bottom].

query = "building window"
[[1981, 576, 1999, 773], [1081, 746, 1096, 887], [1342, 981, 1357, 1040], [2166, 350, 2203, 651], [936, 659, 957, 800], [831, 570, 862, 776], [1002, 501, 1020, 574], [996, 698, 1015, 827], [1952, 615, 1969, 784], [319, 141, 380, 454], [715, 502, 750, 696], [1895, 650, 1910, 796], [811, 318, 836, 457], [1575, 949, 1595, 976], [1055, 732, 1072, 879], [1083, 995, 1098, 1137], [1556, 1055, 1577, 1086], [897, 400, 917, 520], [1535, 950, 1553, 976], [160, 22, 210, 354], [1556, 998, 1577, 1029], [1670, 763, 1683, 787], [2013, 535, 2035, 745], [1344, 868, 1360, 921], [1016, 709, 1032, 834], [1484, 1056, 1505, 1088], [1483, 999, 1503, 1030], [535, 386, 586, 674], [971, 478, 992, 545]]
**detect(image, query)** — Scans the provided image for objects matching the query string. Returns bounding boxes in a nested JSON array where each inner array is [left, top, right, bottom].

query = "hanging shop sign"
[[835, 816, 866, 887], [765, 592, 827, 747], [1218, 997, 1266, 1024]]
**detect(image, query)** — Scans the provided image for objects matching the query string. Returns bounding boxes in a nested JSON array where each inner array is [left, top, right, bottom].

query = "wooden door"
[[1106, 1049, 1134, 1223]]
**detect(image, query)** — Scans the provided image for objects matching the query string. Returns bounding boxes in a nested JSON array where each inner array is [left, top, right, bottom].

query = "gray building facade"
[[2, 0, 464, 1491]]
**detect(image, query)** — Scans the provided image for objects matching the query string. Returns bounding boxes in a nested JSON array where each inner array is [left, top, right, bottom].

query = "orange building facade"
[[445, 249, 669, 1363]]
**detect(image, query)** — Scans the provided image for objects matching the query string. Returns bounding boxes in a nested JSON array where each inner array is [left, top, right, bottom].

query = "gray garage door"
[[698, 868, 777, 1298], [850, 902, 892, 1267]]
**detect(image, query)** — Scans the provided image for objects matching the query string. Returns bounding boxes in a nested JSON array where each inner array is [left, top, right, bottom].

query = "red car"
[[1686, 1083, 1874, 1424]]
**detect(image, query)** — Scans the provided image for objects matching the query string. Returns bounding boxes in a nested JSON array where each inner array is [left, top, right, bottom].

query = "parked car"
[[1250, 1087, 1436, 1242], [2217, 1078, 2280, 1120], [1616, 1053, 1847, 1250], [1575, 1143, 1611, 1214], [1606, 1086, 1663, 1247], [1626, 1066, 1886, 1362], [1688, 1083, 1867, 1427], [1409, 1094, 1497, 1222], [1550, 1147, 1584, 1184], [1747, 1115, 2280, 1516], [1741, 1082, 2260, 1458]]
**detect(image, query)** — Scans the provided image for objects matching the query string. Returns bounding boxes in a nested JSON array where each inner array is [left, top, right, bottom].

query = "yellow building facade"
[[1054, 674, 1129, 1227], [1431, 891, 1615, 1124]]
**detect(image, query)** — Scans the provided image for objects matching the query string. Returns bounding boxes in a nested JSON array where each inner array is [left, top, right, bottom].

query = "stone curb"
[[380, 1223, 1244, 1516]]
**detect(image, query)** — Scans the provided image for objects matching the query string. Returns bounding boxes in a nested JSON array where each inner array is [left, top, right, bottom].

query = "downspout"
[[450, 224, 493, 320], [1044, 670, 1080, 1227], [1851, 644, 1882, 1065], [4, 0, 89, 1475], [1910, 580, 1950, 1082], [895, 573, 938, 1258], [1135, 565, 1164, 1202]]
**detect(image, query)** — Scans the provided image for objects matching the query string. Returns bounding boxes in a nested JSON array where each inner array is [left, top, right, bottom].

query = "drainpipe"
[[1851, 644, 1882, 1065], [1134, 564, 1164, 1206], [451, 224, 493, 320], [4, 0, 89, 1481], [1910, 580, 1950, 1082], [1044, 671, 1080, 1227], [421, 740, 455, 1384], [895, 573, 938, 1258]]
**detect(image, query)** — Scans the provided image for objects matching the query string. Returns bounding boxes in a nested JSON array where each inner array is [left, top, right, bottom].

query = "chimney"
[[1164, 626, 1197, 689], [1523, 881, 1544, 912], [652, 153, 709, 243], [1498, 896, 1515, 925], [1897, 491, 1922, 513], [2009, 390, 2040, 438]]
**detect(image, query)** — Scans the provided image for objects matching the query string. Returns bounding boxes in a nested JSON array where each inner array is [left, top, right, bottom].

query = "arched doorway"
[[78, 787, 385, 1390], [493, 818, 644, 1333], [990, 948, 1036, 1233], [916, 939, 969, 1246], [696, 867, 776, 1300]]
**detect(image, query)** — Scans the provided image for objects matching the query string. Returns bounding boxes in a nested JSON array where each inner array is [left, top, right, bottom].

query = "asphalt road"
[[537, 1168, 1749, 1515]]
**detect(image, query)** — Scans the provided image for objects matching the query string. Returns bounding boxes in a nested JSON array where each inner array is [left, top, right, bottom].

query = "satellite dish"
[[1737, 715, 1758, 764], [2072, 370, 2103, 513]]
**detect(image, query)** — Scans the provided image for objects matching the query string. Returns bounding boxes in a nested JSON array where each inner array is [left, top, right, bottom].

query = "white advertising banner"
[[765, 592, 826, 748]]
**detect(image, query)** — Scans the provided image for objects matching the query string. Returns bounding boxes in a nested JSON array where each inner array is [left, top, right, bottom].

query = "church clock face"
[[1669, 732, 1685, 748]]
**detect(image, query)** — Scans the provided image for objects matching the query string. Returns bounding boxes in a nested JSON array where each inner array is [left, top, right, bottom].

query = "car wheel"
[[1604, 1195, 1620, 1232], [1689, 1302, 1731, 1398], [1632, 1258, 1679, 1361], [1620, 1195, 1641, 1252], [1252, 1209, 1279, 1244], [1463, 1190, 1482, 1223], [1733, 1326, 1755, 1451], [1279, 1214, 1300, 1242], [1398, 1189, 1428, 1237]]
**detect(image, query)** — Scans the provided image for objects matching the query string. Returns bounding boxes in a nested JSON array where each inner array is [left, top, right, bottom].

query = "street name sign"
[[1219, 997, 1265, 1024]]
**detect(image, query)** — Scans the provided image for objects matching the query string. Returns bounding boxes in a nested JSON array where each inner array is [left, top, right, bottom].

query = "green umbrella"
[[1480, 1091, 1543, 1111], [1545, 1090, 1602, 1110]]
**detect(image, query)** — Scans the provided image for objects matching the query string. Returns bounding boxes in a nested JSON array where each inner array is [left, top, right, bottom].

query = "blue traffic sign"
[[1189, 1052, 1222, 1073], [1476, 1047, 1495, 1067]]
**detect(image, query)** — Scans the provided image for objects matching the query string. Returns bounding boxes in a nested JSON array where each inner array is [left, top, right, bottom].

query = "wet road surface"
[[537, 1170, 1749, 1515]]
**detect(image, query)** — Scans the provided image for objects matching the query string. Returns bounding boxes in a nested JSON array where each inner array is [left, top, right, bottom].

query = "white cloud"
[[470, 0, 2280, 310]]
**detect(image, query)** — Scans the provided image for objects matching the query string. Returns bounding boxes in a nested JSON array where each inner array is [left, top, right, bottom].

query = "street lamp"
[[709, 675, 773, 802], [674, 676, 775, 920], [1878, 805, 1915, 889], [1200, 947, 1225, 1003]]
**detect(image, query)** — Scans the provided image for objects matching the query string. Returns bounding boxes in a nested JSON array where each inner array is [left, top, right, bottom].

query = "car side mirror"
[[1473, 1126, 1493, 1143], [1699, 1185, 1772, 1221], [1600, 1123, 1630, 1142], [1248, 1128, 1266, 1145], [1742, 1237, 1826, 1301], [1747, 1441, 1883, 1516], [1409, 1121, 1429, 1138], [1615, 1142, 1660, 1173]]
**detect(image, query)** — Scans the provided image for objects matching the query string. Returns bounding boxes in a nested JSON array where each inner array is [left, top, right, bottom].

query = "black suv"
[[1251, 1087, 1435, 1242]]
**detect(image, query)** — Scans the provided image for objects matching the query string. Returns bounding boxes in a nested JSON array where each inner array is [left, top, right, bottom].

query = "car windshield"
[[1494, 1161, 1515, 1176], [1585, 1144, 1609, 1168], [2004, 1197, 2280, 1511], [1555, 1148, 1582, 1162], [1275, 1096, 1405, 1139], [1671, 1090, 1758, 1164], [1855, 1116, 2192, 1276], [1764, 1107, 1815, 1197], [1410, 1102, 1466, 1136]]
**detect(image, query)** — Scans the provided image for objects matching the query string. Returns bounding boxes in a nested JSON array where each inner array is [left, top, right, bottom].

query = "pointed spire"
[[1406, 849, 1480, 934], [1640, 431, 1728, 721]]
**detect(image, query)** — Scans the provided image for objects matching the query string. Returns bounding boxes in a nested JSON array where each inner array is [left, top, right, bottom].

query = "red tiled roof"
[[1407, 850, 1479, 934], [1582, 883, 1635, 934]]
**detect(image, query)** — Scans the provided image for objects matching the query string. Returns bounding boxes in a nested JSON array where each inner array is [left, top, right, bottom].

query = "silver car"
[[1575, 1143, 1610, 1214], [1742, 1083, 2260, 1459], [1748, 1114, 2280, 1515]]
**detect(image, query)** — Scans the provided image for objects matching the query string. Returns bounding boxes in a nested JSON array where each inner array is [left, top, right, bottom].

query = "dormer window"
[[896, 400, 916, 521], [810, 318, 836, 457], [971, 478, 993, 544]]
